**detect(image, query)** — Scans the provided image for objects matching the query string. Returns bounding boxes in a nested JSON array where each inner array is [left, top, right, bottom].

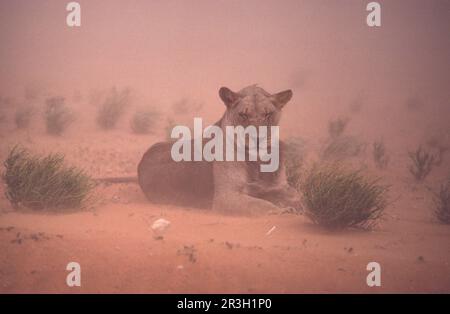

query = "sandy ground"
[[1, 0, 450, 294], [0, 106, 450, 294]]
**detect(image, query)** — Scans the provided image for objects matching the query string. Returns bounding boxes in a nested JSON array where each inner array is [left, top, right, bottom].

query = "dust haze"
[[0, 0, 449, 293]]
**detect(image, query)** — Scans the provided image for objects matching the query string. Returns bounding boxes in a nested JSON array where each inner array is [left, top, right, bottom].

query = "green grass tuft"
[[299, 163, 388, 230], [321, 136, 365, 161], [44, 97, 74, 135], [373, 140, 389, 169], [408, 146, 435, 181], [284, 137, 307, 188], [15, 105, 35, 129], [97, 87, 130, 129], [434, 178, 450, 224], [328, 117, 349, 139], [130, 108, 159, 134], [2, 146, 94, 210]]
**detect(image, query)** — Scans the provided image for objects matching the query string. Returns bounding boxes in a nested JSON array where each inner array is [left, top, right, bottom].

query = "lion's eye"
[[239, 113, 248, 120]]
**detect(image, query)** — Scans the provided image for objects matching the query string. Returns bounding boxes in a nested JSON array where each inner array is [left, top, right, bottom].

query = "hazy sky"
[[1, 0, 449, 128]]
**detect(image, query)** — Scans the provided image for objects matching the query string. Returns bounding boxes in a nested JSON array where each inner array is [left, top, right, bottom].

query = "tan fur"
[[137, 85, 300, 215]]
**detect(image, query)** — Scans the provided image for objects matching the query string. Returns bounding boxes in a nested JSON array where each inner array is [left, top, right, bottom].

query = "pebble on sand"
[[151, 218, 171, 238]]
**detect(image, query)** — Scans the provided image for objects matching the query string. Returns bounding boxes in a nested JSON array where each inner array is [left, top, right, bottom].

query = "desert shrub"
[[97, 87, 130, 129], [165, 118, 177, 141], [408, 146, 435, 181], [165, 118, 195, 142], [2, 146, 93, 210], [15, 105, 35, 129], [433, 147, 448, 167], [284, 137, 307, 187], [130, 108, 159, 134], [300, 163, 388, 230], [44, 97, 74, 135], [0, 97, 5, 122], [426, 136, 449, 167], [321, 136, 365, 161], [171, 98, 203, 115], [0, 97, 6, 121], [373, 140, 389, 169], [434, 178, 450, 224], [328, 117, 349, 139]]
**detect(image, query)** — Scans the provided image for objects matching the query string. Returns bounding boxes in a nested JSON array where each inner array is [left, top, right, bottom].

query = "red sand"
[[1, 0, 449, 294], [0, 124, 449, 293]]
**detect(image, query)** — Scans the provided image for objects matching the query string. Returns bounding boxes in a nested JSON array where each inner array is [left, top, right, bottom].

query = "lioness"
[[138, 85, 300, 215]]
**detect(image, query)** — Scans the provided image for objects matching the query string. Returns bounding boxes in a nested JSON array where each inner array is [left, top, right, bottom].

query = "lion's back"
[[137, 141, 214, 208]]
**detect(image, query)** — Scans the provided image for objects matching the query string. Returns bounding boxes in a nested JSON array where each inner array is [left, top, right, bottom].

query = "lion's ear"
[[271, 90, 293, 109], [219, 87, 240, 108]]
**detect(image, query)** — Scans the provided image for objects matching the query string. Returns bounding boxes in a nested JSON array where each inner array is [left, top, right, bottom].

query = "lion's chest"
[[245, 160, 280, 184]]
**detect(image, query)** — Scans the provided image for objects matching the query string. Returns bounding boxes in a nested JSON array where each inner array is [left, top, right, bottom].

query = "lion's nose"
[[249, 118, 265, 125]]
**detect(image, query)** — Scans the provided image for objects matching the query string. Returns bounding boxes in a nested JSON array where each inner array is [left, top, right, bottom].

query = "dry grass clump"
[[321, 136, 365, 161], [130, 108, 159, 134], [2, 146, 93, 210], [299, 163, 388, 230], [165, 118, 178, 141], [328, 117, 349, 139], [434, 178, 450, 224], [97, 87, 131, 129], [284, 137, 307, 187], [321, 117, 364, 161], [408, 146, 436, 181], [15, 105, 35, 129], [373, 140, 389, 169], [0, 97, 11, 123], [426, 136, 449, 167], [171, 98, 203, 115], [44, 97, 74, 135]]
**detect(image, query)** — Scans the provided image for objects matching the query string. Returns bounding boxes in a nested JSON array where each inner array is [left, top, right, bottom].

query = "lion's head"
[[218, 84, 293, 128]]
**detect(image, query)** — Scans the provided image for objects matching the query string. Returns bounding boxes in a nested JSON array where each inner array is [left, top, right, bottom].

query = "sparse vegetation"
[[97, 87, 131, 129], [426, 136, 449, 166], [165, 118, 177, 141], [321, 136, 365, 161], [408, 146, 436, 181], [285, 137, 307, 187], [321, 117, 364, 161], [44, 97, 74, 135], [300, 163, 388, 230], [373, 140, 389, 169], [15, 105, 35, 129], [328, 117, 349, 139], [165, 118, 194, 141], [0, 97, 6, 123], [171, 98, 203, 115], [2, 146, 94, 210], [434, 178, 450, 224], [130, 108, 159, 134]]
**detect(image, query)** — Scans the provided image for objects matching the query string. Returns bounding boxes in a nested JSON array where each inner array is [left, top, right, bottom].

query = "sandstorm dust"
[[0, 0, 450, 293]]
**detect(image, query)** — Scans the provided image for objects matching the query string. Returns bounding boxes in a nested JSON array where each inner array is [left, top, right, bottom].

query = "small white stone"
[[151, 218, 171, 235]]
